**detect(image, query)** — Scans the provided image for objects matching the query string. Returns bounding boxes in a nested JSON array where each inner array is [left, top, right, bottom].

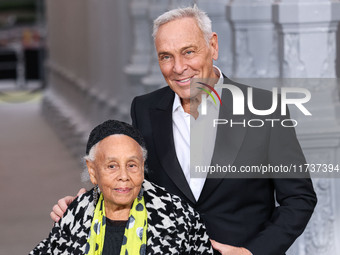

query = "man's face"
[[155, 17, 219, 100], [87, 135, 144, 218]]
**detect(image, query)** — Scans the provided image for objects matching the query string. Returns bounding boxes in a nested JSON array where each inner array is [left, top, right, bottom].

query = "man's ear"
[[86, 160, 97, 185], [210, 32, 219, 61]]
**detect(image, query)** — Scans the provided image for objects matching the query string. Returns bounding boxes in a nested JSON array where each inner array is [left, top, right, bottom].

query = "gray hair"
[[83, 143, 98, 162], [82, 141, 148, 182], [84, 142, 148, 163], [152, 6, 213, 44]]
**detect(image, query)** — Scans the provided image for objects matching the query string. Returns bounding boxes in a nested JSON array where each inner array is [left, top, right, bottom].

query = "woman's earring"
[[137, 187, 144, 201], [93, 185, 99, 203]]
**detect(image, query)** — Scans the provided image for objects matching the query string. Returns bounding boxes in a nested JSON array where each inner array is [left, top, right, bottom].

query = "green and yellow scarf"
[[85, 192, 148, 255]]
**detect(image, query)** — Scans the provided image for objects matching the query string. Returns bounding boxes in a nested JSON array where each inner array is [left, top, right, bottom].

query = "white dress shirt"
[[172, 66, 223, 201]]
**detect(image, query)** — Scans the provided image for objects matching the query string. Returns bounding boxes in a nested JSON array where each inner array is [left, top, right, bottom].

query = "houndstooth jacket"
[[29, 180, 213, 254]]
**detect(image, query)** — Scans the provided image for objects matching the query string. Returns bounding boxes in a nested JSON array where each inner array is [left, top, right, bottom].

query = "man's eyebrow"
[[180, 45, 196, 51], [158, 45, 197, 56], [158, 51, 170, 56]]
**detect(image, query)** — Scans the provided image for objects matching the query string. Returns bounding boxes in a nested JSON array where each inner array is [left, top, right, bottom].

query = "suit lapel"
[[150, 89, 196, 204], [198, 77, 248, 203]]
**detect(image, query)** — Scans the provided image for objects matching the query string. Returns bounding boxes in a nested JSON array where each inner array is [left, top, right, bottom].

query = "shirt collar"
[[214, 65, 223, 84], [173, 93, 183, 113]]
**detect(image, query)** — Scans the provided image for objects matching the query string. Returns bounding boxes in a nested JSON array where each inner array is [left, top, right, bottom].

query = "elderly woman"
[[30, 120, 213, 255]]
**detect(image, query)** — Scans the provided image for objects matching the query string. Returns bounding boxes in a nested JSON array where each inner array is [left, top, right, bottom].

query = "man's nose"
[[173, 57, 187, 74]]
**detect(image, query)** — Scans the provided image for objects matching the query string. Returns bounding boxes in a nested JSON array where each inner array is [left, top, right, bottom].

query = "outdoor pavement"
[[0, 87, 91, 254]]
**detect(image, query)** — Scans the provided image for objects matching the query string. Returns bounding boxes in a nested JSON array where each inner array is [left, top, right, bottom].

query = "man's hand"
[[210, 240, 252, 255], [50, 188, 86, 222]]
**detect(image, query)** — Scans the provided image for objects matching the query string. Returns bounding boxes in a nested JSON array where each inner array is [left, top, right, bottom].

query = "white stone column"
[[105, 0, 132, 122], [227, 0, 279, 78], [275, 1, 340, 79], [43, 0, 91, 157], [44, 0, 134, 158], [274, 0, 340, 129], [141, 0, 170, 93], [87, 0, 107, 128], [124, 0, 152, 97], [197, 0, 233, 75], [274, 1, 340, 254], [87, 0, 133, 124]]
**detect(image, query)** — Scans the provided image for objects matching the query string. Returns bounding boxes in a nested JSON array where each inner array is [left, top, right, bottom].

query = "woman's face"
[[87, 135, 144, 216]]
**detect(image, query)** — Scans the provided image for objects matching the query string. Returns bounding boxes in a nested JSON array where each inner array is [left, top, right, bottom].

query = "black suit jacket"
[[130, 76, 317, 255]]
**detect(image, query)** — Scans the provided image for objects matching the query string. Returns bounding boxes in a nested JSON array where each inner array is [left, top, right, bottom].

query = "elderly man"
[[51, 6, 317, 255]]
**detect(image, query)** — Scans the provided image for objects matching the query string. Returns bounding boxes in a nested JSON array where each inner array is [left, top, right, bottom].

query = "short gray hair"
[[83, 140, 148, 164], [82, 140, 148, 182], [152, 6, 213, 44]]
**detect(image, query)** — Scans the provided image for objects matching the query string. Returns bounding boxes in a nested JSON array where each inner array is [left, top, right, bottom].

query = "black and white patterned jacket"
[[30, 180, 213, 254]]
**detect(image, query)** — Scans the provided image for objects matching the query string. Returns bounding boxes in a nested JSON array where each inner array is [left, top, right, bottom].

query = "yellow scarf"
[[85, 192, 148, 255]]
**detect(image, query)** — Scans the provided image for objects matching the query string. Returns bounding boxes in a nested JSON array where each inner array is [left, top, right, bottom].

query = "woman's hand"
[[210, 240, 252, 255], [50, 188, 87, 222]]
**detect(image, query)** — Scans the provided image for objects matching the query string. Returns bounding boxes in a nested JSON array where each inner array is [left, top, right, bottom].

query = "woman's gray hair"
[[81, 142, 148, 183], [83, 143, 99, 162], [152, 5, 213, 44], [83, 143, 148, 162]]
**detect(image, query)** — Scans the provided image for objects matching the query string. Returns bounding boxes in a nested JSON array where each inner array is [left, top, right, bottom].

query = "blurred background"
[[0, 0, 44, 88], [1, 0, 340, 254]]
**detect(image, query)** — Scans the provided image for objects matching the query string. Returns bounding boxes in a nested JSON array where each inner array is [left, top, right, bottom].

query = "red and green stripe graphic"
[[196, 82, 222, 106]]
